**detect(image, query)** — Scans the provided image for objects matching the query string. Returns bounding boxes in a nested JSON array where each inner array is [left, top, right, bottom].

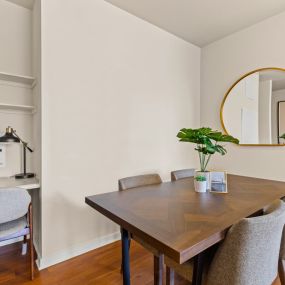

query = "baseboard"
[[37, 231, 121, 270]]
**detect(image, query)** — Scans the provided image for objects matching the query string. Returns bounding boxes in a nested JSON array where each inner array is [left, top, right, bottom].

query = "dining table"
[[85, 174, 285, 285]]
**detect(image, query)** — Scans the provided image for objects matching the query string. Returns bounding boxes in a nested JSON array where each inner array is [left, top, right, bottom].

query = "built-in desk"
[[0, 177, 40, 190]]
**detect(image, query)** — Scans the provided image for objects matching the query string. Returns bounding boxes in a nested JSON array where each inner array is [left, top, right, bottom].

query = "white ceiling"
[[4, 0, 34, 10], [105, 0, 285, 47]]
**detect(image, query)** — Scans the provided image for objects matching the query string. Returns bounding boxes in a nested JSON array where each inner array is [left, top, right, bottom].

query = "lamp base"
[[15, 173, 35, 179]]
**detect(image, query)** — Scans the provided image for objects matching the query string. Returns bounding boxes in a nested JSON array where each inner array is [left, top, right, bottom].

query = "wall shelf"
[[0, 103, 35, 113], [0, 71, 36, 88]]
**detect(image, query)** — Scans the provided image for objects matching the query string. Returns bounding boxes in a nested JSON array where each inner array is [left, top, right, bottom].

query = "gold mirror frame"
[[220, 67, 285, 146]]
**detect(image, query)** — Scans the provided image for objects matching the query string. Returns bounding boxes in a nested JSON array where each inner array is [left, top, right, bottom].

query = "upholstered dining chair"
[[0, 188, 34, 280], [278, 197, 285, 285], [171, 169, 195, 181], [165, 199, 285, 285], [118, 174, 165, 282]]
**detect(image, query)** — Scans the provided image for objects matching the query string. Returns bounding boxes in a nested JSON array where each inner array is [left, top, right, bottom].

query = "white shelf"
[[0, 103, 35, 113], [0, 71, 36, 88]]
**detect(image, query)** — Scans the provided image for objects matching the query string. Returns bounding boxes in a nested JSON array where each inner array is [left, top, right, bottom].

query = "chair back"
[[0, 188, 31, 224], [279, 197, 285, 285], [206, 200, 285, 285], [119, 174, 162, 190], [171, 169, 195, 181]]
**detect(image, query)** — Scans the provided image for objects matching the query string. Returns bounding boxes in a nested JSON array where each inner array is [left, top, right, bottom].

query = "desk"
[[86, 175, 285, 285], [0, 177, 40, 190]]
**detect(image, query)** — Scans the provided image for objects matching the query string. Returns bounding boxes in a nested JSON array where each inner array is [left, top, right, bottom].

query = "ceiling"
[[4, 0, 34, 10], [105, 0, 285, 47]]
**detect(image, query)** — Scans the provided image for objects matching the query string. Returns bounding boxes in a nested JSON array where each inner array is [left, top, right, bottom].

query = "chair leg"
[[166, 266, 175, 285], [22, 235, 28, 255], [28, 203, 34, 280]]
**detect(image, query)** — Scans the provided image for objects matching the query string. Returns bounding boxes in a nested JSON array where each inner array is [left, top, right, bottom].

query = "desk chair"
[[166, 200, 285, 285], [171, 169, 195, 181], [119, 174, 164, 283], [0, 188, 34, 280]]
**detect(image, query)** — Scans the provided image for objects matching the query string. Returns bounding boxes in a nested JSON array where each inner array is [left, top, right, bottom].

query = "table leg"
[[166, 266, 175, 285], [192, 252, 205, 285], [121, 228, 130, 285], [154, 254, 163, 285]]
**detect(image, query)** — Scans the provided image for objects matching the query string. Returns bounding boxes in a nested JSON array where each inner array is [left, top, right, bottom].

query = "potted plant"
[[177, 127, 239, 189], [194, 175, 207, 193]]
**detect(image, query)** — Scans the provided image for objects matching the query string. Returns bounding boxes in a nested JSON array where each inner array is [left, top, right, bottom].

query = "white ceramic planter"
[[195, 171, 211, 190], [194, 180, 207, 193]]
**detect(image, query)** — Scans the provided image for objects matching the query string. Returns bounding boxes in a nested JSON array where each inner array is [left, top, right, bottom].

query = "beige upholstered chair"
[[278, 197, 285, 285], [279, 229, 285, 285], [118, 174, 164, 282], [0, 188, 34, 280], [165, 200, 285, 285], [171, 169, 195, 181]]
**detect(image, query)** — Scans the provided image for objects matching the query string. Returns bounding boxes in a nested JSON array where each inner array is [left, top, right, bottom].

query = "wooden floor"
[[0, 240, 190, 285], [0, 240, 281, 285]]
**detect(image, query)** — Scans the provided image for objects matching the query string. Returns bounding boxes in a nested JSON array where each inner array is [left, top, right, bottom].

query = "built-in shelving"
[[0, 71, 36, 88], [0, 103, 35, 114], [0, 71, 36, 114]]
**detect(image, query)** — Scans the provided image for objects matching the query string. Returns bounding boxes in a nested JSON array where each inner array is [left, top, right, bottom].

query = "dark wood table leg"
[[121, 228, 130, 285], [192, 252, 205, 285], [154, 254, 163, 285], [166, 266, 175, 285]]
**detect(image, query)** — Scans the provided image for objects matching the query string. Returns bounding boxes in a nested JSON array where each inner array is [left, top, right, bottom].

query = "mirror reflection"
[[221, 68, 285, 145]]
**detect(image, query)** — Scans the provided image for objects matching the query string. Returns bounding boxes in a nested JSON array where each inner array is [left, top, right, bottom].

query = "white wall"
[[201, 11, 285, 180], [0, 0, 32, 76], [32, 0, 42, 256], [0, 0, 33, 177], [40, 0, 200, 267]]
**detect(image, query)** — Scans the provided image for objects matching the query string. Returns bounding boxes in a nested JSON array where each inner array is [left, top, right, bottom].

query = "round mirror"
[[221, 67, 285, 145]]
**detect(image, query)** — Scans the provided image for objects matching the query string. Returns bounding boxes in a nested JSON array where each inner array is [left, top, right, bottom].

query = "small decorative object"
[[194, 175, 207, 193], [210, 171, 228, 193], [177, 127, 239, 189], [0, 126, 35, 179]]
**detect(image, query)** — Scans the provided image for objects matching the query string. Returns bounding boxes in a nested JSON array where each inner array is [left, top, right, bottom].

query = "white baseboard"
[[37, 231, 121, 270]]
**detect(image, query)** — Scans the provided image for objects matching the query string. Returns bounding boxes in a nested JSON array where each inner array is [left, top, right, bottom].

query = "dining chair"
[[118, 174, 164, 282], [0, 188, 34, 280], [278, 197, 285, 285], [171, 169, 195, 181], [165, 199, 285, 285]]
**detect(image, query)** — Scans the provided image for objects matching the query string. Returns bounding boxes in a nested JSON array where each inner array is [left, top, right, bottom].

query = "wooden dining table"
[[85, 174, 285, 285]]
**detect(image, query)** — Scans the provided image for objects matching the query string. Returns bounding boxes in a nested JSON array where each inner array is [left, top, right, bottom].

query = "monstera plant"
[[177, 127, 239, 172]]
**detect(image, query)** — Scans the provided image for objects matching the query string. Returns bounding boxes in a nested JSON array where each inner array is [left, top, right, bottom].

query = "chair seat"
[[0, 216, 28, 239]]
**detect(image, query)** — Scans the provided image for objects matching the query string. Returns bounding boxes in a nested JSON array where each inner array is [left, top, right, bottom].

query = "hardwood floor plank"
[[0, 240, 281, 285]]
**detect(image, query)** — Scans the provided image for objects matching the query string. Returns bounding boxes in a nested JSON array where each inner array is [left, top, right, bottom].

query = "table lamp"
[[0, 126, 35, 179]]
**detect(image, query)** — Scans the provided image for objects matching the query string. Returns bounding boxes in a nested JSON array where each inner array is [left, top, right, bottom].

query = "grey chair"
[[0, 188, 34, 280], [118, 174, 164, 282], [280, 229, 285, 285], [165, 199, 285, 285], [171, 169, 195, 181], [279, 197, 285, 285]]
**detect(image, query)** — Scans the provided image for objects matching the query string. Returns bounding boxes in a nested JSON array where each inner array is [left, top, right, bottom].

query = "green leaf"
[[280, 133, 285, 139]]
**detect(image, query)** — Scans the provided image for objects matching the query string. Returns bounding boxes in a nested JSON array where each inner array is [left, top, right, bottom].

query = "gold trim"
[[220, 67, 285, 147]]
